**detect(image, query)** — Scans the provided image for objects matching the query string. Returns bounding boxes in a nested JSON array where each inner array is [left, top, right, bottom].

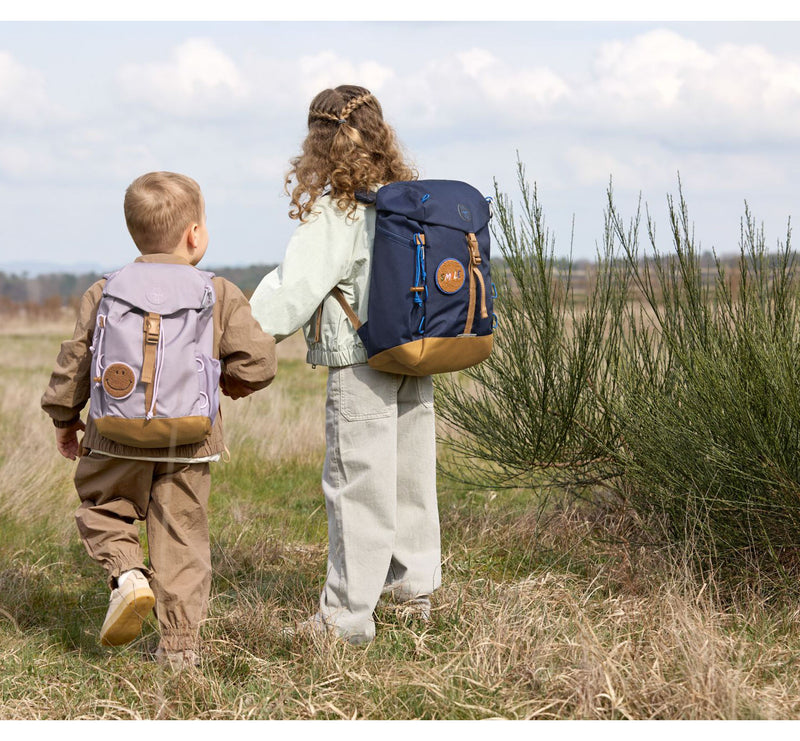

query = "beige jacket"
[[41, 253, 277, 460]]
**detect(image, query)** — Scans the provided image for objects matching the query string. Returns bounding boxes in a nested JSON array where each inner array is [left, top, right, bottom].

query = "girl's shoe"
[[391, 596, 431, 622], [283, 613, 373, 646]]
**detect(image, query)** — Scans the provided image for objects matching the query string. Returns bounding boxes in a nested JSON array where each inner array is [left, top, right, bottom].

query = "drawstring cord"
[[412, 233, 427, 334], [92, 315, 106, 385], [146, 326, 165, 420]]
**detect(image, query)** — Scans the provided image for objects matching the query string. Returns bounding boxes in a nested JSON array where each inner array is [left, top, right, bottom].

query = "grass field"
[[3, 313, 800, 720]]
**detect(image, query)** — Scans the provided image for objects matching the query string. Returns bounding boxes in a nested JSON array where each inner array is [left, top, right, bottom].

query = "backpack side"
[[355, 180, 494, 376], [88, 262, 221, 448]]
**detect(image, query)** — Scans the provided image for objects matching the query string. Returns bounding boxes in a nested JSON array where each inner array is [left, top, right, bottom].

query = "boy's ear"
[[186, 222, 201, 248]]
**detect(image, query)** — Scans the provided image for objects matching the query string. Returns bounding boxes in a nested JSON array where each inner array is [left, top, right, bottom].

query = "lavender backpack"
[[89, 262, 221, 449]]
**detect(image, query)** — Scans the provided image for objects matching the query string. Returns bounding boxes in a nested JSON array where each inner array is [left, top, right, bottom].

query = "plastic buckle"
[[143, 314, 161, 344]]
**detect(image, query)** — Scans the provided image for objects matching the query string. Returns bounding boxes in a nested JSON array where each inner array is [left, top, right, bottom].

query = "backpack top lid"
[[375, 180, 490, 234], [103, 262, 215, 315]]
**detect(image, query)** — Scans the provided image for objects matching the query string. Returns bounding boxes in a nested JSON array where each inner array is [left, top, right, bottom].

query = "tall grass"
[[438, 164, 800, 580], [437, 164, 628, 492], [609, 187, 800, 575]]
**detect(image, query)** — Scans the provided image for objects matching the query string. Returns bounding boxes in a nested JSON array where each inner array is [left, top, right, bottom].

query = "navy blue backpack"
[[332, 179, 494, 376]]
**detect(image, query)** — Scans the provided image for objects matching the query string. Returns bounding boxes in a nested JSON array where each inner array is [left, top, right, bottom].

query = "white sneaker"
[[99, 570, 155, 646]]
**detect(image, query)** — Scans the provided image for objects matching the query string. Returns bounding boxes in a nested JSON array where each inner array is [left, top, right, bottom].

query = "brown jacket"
[[41, 253, 277, 460]]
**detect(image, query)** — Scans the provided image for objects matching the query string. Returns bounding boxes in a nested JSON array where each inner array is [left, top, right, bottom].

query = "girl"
[[250, 85, 440, 645]]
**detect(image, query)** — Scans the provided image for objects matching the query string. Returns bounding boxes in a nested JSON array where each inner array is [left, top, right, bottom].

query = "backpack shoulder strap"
[[331, 287, 362, 329], [354, 189, 377, 205], [312, 287, 362, 343]]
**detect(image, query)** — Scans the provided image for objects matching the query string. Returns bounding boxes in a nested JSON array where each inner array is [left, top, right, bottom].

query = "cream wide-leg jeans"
[[319, 363, 441, 643]]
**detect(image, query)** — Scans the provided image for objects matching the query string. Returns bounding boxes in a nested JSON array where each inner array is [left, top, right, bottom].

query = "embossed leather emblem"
[[102, 363, 137, 399]]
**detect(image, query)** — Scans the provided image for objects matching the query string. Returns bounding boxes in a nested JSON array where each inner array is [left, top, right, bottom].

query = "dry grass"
[[221, 331, 326, 466], [2, 316, 800, 720]]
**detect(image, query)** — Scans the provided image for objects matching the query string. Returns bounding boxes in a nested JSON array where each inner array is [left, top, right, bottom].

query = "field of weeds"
[[2, 313, 800, 721]]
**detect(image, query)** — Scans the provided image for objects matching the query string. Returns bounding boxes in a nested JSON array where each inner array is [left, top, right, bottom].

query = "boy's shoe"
[[155, 647, 200, 669], [99, 570, 155, 646]]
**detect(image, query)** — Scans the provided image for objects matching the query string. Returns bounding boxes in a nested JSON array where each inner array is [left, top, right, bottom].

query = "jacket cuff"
[[52, 414, 81, 429]]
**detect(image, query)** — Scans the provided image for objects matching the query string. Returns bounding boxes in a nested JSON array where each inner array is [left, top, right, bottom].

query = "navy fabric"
[[357, 180, 493, 359]]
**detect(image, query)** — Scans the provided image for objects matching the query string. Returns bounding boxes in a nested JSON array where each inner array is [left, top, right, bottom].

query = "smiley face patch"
[[102, 363, 137, 399], [435, 258, 466, 294]]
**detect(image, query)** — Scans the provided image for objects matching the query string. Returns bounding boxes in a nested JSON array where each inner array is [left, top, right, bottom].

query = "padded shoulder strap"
[[354, 189, 377, 205]]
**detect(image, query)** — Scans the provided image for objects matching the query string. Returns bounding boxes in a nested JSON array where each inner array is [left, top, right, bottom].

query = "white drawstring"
[[145, 325, 165, 419], [93, 315, 107, 386]]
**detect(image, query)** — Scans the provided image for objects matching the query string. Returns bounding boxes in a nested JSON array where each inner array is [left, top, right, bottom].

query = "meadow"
[[3, 309, 800, 721]]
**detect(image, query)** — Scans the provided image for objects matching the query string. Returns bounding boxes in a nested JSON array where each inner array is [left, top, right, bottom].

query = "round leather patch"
[[436, 259, 466, 294], [102, 363, 137, 399]]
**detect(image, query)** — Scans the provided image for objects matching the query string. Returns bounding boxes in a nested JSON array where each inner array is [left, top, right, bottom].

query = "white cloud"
[[0, 51, 58, 124], [117, 38, 249, 116], [584, 29, 800, 143], [295, 52, 395, 101], [591, 30, 712, 109], [0, 143, 52, 177], [457, 48, 570, 108]]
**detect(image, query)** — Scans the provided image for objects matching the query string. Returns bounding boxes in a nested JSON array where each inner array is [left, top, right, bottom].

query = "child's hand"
[[55, 419, 86, 460]]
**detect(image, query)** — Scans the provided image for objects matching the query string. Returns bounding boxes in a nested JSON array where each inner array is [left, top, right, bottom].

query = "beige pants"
[[320, 364, 441, 642], [74, 452, 211, 651]]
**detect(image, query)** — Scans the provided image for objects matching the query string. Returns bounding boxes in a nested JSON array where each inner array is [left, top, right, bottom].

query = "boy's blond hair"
[[124, 172, 204, 254]]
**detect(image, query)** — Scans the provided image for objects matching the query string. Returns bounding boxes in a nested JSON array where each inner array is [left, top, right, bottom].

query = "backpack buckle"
[[466, 233, 481, 264], [143, 313, 161, 344]]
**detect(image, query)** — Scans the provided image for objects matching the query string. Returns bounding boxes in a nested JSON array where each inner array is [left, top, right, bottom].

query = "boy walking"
[[41, 172, 277, 667]]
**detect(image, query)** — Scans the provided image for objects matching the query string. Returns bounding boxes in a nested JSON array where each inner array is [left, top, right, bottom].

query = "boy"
[[41, 171, 277, 668]]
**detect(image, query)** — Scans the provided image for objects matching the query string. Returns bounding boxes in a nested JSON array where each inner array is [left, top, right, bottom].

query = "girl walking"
[[250, 85, 440, 645]]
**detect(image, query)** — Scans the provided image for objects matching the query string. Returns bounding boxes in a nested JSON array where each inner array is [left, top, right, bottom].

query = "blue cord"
[[413, 233, 427, 333]]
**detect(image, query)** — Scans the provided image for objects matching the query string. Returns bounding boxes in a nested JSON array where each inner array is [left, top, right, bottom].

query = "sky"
[[2, 5, 800, 273]]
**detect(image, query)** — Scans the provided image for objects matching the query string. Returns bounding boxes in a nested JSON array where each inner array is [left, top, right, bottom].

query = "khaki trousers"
[[73, 452, 211, 651], [320, 364, 441, 642]]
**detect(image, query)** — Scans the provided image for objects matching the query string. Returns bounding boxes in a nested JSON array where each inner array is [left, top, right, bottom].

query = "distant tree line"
[[0, 264, 278, 312]]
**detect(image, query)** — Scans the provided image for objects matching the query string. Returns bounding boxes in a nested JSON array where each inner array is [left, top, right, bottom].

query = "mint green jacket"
[[250, 194, 376, 367]]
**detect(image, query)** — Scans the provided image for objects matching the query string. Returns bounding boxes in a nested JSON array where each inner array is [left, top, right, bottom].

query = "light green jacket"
[[250, 194, 376, 367]]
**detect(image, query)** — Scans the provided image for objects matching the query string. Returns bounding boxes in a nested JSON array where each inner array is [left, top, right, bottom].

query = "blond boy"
[[42, 172, 277, 667]]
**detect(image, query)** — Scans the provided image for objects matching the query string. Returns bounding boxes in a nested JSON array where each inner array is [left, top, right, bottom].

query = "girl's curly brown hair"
[[285, 84, 417, 221]]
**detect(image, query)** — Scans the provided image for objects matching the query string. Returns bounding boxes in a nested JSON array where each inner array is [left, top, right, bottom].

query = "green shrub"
[[609, 186, 800, 572], [438, 162, 628, 493], [437, 163, 800, 576]]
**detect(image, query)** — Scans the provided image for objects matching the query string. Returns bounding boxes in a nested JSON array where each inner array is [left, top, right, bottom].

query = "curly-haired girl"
[[251, 85, 440, 644]]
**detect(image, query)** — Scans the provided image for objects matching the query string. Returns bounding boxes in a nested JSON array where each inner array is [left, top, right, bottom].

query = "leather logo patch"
[[457, 203, 472, 222], [436, 259, 466, 294], [102, 363, 137, 399]]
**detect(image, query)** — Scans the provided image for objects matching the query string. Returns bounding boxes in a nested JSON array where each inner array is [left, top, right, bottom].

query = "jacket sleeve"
[[41, 280, 104, 426], [249, 198, 356, 342], [215, 278, 277, 400]]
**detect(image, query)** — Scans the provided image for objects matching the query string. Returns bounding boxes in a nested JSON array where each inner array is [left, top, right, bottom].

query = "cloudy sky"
[[2, 8, 800, 272]]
